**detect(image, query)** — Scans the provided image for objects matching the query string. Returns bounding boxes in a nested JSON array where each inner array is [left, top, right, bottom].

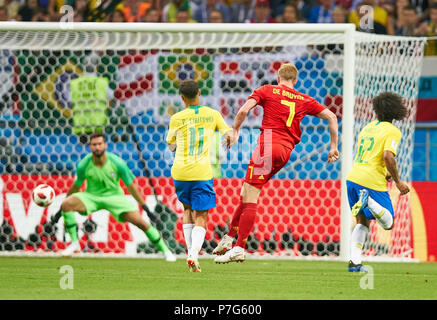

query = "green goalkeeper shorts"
[[72, 192, 138, 222]]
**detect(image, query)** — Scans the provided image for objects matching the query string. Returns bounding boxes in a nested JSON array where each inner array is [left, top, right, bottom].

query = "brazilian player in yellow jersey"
[[346, 92, 410, 272], [166, 80, 233, 272]]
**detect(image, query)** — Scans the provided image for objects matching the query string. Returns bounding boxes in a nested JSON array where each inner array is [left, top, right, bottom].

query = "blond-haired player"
[[214, 63, 339, 263]]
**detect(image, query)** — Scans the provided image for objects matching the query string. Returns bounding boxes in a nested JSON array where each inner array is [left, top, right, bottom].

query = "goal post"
[[339, 25, 355, 261], [0, 22, 426, 261]]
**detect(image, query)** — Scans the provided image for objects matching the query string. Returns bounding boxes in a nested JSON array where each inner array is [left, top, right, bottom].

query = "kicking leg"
[[235, 182, 261, 248], [122, 211, 176, 262], [213, 196, 242, 255], [228, 196, 244, 238], [215, 183, 261, 264]]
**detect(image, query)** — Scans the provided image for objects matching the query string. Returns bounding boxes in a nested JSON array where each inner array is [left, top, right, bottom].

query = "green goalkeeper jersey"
[[73, 152, 135, 197]]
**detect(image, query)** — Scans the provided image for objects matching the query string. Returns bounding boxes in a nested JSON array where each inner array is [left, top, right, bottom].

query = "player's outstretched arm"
[[233, 98, 258, 135], [126, 181, 146, 207], [127, 180, 160, 225], [225, 98, 257, 149], [384, 150, 410, 195], [314, 108, 339, 162]]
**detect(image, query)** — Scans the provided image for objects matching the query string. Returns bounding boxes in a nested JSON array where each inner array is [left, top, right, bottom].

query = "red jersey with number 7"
[[248, 84, 326, 150]]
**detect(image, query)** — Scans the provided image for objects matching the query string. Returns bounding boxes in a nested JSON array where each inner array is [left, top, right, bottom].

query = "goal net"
[[0, 23, 426, 261]]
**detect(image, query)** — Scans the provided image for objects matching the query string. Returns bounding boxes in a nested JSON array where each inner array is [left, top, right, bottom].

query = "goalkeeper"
[[54, 132, 176, 261]]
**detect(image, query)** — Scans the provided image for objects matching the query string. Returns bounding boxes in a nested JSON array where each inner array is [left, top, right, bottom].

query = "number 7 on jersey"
[[281, 100, 295, 127]]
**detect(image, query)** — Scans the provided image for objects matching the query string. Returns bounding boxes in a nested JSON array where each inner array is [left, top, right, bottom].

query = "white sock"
[[63, 241, 80, 252], [367, 196, 393, 230], [183, 223, 195, 253], [190, 226, 206, 260], [350, 224, 369, 265], [69, 241, 79, 248]]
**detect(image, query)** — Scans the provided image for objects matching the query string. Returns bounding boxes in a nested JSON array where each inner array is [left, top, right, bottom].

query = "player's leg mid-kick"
[[214, 143, 291, 264]]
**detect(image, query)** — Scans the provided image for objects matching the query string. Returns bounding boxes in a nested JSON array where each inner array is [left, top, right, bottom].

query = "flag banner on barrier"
[[1, 175, 433, 260]]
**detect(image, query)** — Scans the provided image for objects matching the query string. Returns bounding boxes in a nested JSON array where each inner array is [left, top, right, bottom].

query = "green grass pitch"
[[0, 257, 436, 300]]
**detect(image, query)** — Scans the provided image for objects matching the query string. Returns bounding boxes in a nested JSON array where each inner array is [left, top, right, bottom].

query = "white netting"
[[353, 36, 425, 260], [0, 24, 426, 260]]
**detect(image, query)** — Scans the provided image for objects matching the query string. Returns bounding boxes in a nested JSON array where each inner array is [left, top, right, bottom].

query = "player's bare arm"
[[314, 108, 339, 162], [227, 98, 258, 149], [233, 98, 258, 132], [126, 181, 146, 207], [384, 150, 410, 195]]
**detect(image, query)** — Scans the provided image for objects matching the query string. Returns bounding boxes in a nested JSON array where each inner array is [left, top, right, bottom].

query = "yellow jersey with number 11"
[[166, 105, 231, 181], [346, 120, 402, 191]]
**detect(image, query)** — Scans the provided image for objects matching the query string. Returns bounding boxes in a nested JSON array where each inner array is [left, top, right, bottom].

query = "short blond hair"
[[278, 63, 298, 81]]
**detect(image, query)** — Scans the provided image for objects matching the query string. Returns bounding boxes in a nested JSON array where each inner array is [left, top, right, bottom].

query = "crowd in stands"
[[0, 0, 436, 51]]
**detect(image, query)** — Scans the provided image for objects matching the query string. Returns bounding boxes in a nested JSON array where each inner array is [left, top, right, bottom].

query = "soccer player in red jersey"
[[214, 63, 339, 263]]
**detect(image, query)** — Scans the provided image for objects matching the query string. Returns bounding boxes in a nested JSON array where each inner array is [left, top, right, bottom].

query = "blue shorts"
[[173, 179, 216, 211], [346, 180, 395, 220]]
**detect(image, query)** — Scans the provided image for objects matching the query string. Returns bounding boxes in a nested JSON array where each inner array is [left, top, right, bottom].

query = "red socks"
[[235, 203, 258, 248], [226, 198, 258, 249], [227, 199, 243, 238]]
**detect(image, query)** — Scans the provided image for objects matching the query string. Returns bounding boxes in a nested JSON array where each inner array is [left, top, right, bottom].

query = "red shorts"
[[244, 143, 293, 189]]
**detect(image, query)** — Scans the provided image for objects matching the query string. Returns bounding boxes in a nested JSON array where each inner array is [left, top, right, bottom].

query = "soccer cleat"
[[187, 256, 201, 272], [214, 246, 246, 264], [351, 189, 369, 216], [348, 260, 369, 273], [212, 235, 233, 255], [164, 251, 177, 262], [60, 241, 81, 257]]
